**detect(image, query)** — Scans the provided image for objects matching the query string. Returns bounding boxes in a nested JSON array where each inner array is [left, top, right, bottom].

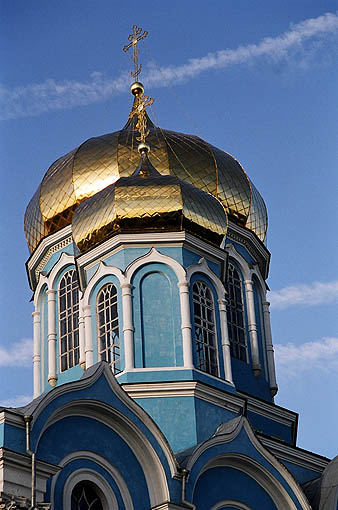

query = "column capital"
[[46, 288, 57, 297], [32, 311, 41, 318], [177, 280, 189, 290]]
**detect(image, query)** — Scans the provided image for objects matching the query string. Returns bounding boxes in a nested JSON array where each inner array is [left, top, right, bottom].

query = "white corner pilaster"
[[32, 311, 41, 398], [244, 279, 261, 377], [46, 289, 57, 387], [78, 297, 86, 370], [83, 304, 94, 368], [178, 280, 194, 369], [218, 299, 233, 384], [121, 282, 134, 371], [263, 300, 278, 396]]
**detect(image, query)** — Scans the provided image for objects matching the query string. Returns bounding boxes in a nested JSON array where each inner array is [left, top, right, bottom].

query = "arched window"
[[97, 284, 120, 374], [59, 269, 80, 372], [226, 262, 248, 362], [71, 481, 103, 510], [192, 280, 218, 376]]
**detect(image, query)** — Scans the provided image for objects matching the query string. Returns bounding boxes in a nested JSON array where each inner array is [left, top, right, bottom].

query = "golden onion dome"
[[72, 148, 227, 252], [24, 103, 268, 253]]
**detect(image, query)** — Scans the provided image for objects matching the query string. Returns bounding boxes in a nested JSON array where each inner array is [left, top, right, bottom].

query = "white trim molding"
[[211, 500, 252, 510]]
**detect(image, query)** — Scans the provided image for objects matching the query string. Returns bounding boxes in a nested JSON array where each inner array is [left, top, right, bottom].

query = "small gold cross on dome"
[[123, 25, 148, 79]]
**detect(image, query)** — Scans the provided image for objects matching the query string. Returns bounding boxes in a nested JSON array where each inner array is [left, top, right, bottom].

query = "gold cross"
[[129, 94, 154, 143], [123, 25, 148, 80]]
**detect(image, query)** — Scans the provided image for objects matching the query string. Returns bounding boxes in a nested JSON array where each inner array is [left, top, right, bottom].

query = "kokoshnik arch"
[[1, 25, 336, 510]]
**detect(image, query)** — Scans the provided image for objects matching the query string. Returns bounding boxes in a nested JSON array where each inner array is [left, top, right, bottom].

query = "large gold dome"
[[24, 107, 267, 253], [72, 149, 227, 252]]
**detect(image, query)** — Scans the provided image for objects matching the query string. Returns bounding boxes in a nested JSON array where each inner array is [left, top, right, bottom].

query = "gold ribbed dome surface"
[[24, 109, 267, 252], [72, 151, 227, 252]]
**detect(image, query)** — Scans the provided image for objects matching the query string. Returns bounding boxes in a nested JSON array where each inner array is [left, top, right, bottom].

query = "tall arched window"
[[59, 269, 80, 372], [226, 262, 248, 362], [97, 284, 120, 374], [71, 481, 103, 510], [192, 280, 218, 376]]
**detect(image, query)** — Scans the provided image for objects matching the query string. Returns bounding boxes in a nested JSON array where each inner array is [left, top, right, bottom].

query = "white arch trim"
[[61, 467, 118, 510], [211, 500, 252, 510], [186, 257, 225, 301], [32, 364, 179, 505], [48, 252, 75, 290], [125, 247, 186, 284], [34, 251, 75, 307], [187, 417, 311, 510], [226, 243, 266, 290], [39, 399, 169, 507], [82, 261, 125, 307], [195, 454, 298, 509]]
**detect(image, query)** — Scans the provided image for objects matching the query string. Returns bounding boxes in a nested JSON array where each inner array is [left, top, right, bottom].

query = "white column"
[[78, 297, 86, 370], [263, 300, 278, 397], [244, 279, 261, 377], [47, 289, 57, 387], [121, 283, 134, 371], [83, 304, 94, 368], [218, 299, 233, 384], [32, 311, 41, 398], [178, 281, 194, 369]]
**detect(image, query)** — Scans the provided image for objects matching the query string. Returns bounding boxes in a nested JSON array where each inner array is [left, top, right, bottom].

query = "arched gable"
[[184, 416, 311, 510], [27, 362, 180, 508]]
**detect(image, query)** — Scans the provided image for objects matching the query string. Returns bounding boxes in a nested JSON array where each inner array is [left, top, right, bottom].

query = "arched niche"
[[132, 263, 182, 368]]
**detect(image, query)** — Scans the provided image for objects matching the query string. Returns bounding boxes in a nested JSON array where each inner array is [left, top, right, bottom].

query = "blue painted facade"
[[3, 218, 330, 508]]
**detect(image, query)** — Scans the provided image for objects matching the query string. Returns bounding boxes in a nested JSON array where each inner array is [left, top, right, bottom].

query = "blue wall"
[[193, 466, 276, 510]]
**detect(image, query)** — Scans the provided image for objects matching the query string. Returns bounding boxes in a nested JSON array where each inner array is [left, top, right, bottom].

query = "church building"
[[0, 27, 337, 510]]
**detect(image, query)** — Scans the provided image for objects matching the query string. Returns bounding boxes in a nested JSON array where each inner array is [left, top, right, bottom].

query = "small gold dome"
[[72, 151, 227, 253], [24, 104, 267, 253]]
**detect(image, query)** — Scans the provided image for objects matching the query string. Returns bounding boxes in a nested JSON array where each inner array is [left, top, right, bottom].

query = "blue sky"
[[1, 1, 337, 459]]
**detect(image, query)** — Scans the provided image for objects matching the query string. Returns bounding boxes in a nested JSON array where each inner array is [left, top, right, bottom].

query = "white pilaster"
[[83, 304, 94, 368], [121, 283, 134, 371], [244, 279, 261, 376], [263, 300, 278, 396], [178, 281, 194, 369], [46, 289, 57, 387], [218, 299, 233, 384], [32, 311, 41, 398], [78, 297, 86, 370]]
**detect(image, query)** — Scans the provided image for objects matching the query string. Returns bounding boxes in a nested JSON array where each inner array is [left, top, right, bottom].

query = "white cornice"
[[260, 437, 329, 473], [227, 221, 270, 279], [0, 410, 25, 428], [26, 225, 73, 290], [237, 393, 297, 427], [76, 231, 226, 275], [0, 448, 60, 477], [122, 381, 244, 414]]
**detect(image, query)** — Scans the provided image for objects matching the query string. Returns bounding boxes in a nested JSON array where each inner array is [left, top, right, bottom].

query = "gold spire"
[[123, 24, 148, 80], [123, 25, 154, 150]]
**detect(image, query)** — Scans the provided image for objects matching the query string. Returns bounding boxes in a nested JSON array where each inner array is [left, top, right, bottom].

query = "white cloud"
[[0, 338, 33, 367], [0, 394, 32, 408], [1, 12, 337, 120], [268, 280, 338, 309], [274, 337, 338, 379]]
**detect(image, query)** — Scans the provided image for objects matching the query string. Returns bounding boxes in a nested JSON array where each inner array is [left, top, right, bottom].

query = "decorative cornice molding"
[[227, 222, 270, 280], [26, 225, 73, 290], [237, 393, 297, 427], [260, 437, 329, 473], [122, 381, 243, 414], [76, 231, 226, 276]]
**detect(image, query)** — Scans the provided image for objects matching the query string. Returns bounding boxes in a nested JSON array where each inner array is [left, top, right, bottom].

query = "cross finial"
[[123, 24, 148, 80]]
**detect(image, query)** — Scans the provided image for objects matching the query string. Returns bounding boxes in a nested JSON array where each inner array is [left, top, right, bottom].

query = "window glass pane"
[[58, 269, 80, 372], [226, 262, 248, 362], [192, 281, 218, 377], [71, 481, 103, 510], [97, 284, 121, 374]]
